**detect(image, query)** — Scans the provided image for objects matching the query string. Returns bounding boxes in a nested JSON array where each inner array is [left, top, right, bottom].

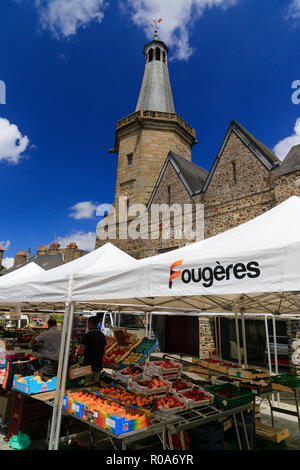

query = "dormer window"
[[127, 153, 133, 166]]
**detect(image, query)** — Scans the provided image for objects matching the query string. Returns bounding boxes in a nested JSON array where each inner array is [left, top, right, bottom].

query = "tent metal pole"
[[149, 312, 152, 339], [272, 315, 280, 406], [264, 316, 274, 404], [146, 313, 149, 339], [241, 312, 248, 368], [48, 301, 70, 450], [235, 314, 241, 364], [54, 301, 75, 450], [218, 317, 222, 358]]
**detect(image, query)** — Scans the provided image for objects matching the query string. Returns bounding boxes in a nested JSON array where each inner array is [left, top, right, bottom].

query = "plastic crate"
[[271, 373, 300, 388], [204, 383, 253, 410]]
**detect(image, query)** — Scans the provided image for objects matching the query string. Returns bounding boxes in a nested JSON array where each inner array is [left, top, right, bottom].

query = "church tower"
[[96, 26, 198, 251], [111, 30, 197, 211]]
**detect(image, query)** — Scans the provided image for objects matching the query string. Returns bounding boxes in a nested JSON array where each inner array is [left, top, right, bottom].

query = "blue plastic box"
[[12, 375, 57, 395]]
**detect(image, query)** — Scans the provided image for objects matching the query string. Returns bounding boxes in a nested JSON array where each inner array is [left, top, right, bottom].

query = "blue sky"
[[1, 0, 300, 266]]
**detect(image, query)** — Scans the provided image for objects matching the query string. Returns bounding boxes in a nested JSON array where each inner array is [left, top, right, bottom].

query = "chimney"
[[14, 250, 27, 267], [36, 245, 47, 257], [0, 246, 4, 268], [26, 247, 31, 260], [64, 242, 78, 263], [48, 241, 60, 255]]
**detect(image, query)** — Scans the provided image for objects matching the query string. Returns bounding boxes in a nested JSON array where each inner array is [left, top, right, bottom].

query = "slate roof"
[[234, 121, 280, 166], [170, 152, 208, 195], [0, 252, 65, 276], [273, 144, 300, 177], [147, 151, 208, 208], [135, 40, 175, 113]]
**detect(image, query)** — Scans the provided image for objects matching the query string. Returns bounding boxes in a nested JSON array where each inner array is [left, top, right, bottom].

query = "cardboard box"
[[69, 364, 92, 379]]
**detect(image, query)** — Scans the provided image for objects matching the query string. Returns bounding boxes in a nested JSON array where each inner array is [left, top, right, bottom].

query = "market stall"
[[2, 197, 300, 449]]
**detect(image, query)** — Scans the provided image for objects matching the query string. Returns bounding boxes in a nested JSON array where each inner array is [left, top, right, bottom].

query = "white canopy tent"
[[2, 197, 300, 316], [2, 197, 300, 448], [0, 262, 45, 284]]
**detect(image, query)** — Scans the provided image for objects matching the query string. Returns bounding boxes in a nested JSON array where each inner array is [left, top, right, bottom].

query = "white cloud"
[[0, 240, 10, 251], [287, 0, 300, 19], [2, 257, 14, 269], [56, 231, 96, 251], [0, 118, 29, 164], [34, 0, 106, 38], [69, 201, 98, 219], [273, 118, 300, 160], [124, 0, 238, 60]]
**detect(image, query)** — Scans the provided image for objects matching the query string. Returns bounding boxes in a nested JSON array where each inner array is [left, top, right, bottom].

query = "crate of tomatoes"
[[204, 383, 253, 410], [178, 386, 214, 409]]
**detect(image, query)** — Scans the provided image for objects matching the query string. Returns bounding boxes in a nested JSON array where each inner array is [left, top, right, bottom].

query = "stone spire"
[[135, 32, 175, 113]]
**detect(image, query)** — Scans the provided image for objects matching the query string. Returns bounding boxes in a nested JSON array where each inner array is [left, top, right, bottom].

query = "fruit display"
[[121, 365, 143, 377], [154, 394, 186, 413], [271, 373, 300, 388], [146, 359, 182, 377], [168, 379, 193, 393], [64, 389, 150, 435], [114, 365, 143, 384], [129, 375, 169, 395], [179, 387, 214, 408], [122, 351, 144, 365], [94, 384, 154, 409], [104, 336, 117, 353], [120, 338, 158, 366], [204, 383, 253, 410], [102, 344, 133, 366]]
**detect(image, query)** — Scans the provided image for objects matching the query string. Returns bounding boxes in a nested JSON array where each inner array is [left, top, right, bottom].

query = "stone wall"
[[199, 318, 215, 359]]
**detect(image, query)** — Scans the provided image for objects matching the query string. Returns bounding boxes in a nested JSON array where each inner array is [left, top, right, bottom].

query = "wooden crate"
[[256, 422, 289, 443], [192, 358, 229, 374]]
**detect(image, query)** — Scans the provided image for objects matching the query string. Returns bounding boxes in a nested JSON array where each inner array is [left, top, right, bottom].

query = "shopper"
[[32, 318, 62, 377], [78, 316, 106, 383]]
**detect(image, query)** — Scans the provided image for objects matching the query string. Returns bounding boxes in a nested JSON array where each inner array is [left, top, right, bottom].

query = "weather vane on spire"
[[152, 18, 162, 40]]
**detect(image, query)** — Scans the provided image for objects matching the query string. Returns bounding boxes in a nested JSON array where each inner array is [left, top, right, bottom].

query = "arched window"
[[148, 49, 153, 62], [156, 47, 161, 61]]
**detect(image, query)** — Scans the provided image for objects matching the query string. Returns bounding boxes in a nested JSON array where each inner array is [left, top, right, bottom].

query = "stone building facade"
[[95, 35, 300, 365]]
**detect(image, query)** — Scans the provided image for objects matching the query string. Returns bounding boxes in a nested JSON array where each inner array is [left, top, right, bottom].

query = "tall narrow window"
[[148, 49, 153, 62], [163, 51, 166, 64], [232, 160, 237, 183], [167, 185, 171, 204], [156, 47, 161, 61], [127, 153, 133, 166]]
